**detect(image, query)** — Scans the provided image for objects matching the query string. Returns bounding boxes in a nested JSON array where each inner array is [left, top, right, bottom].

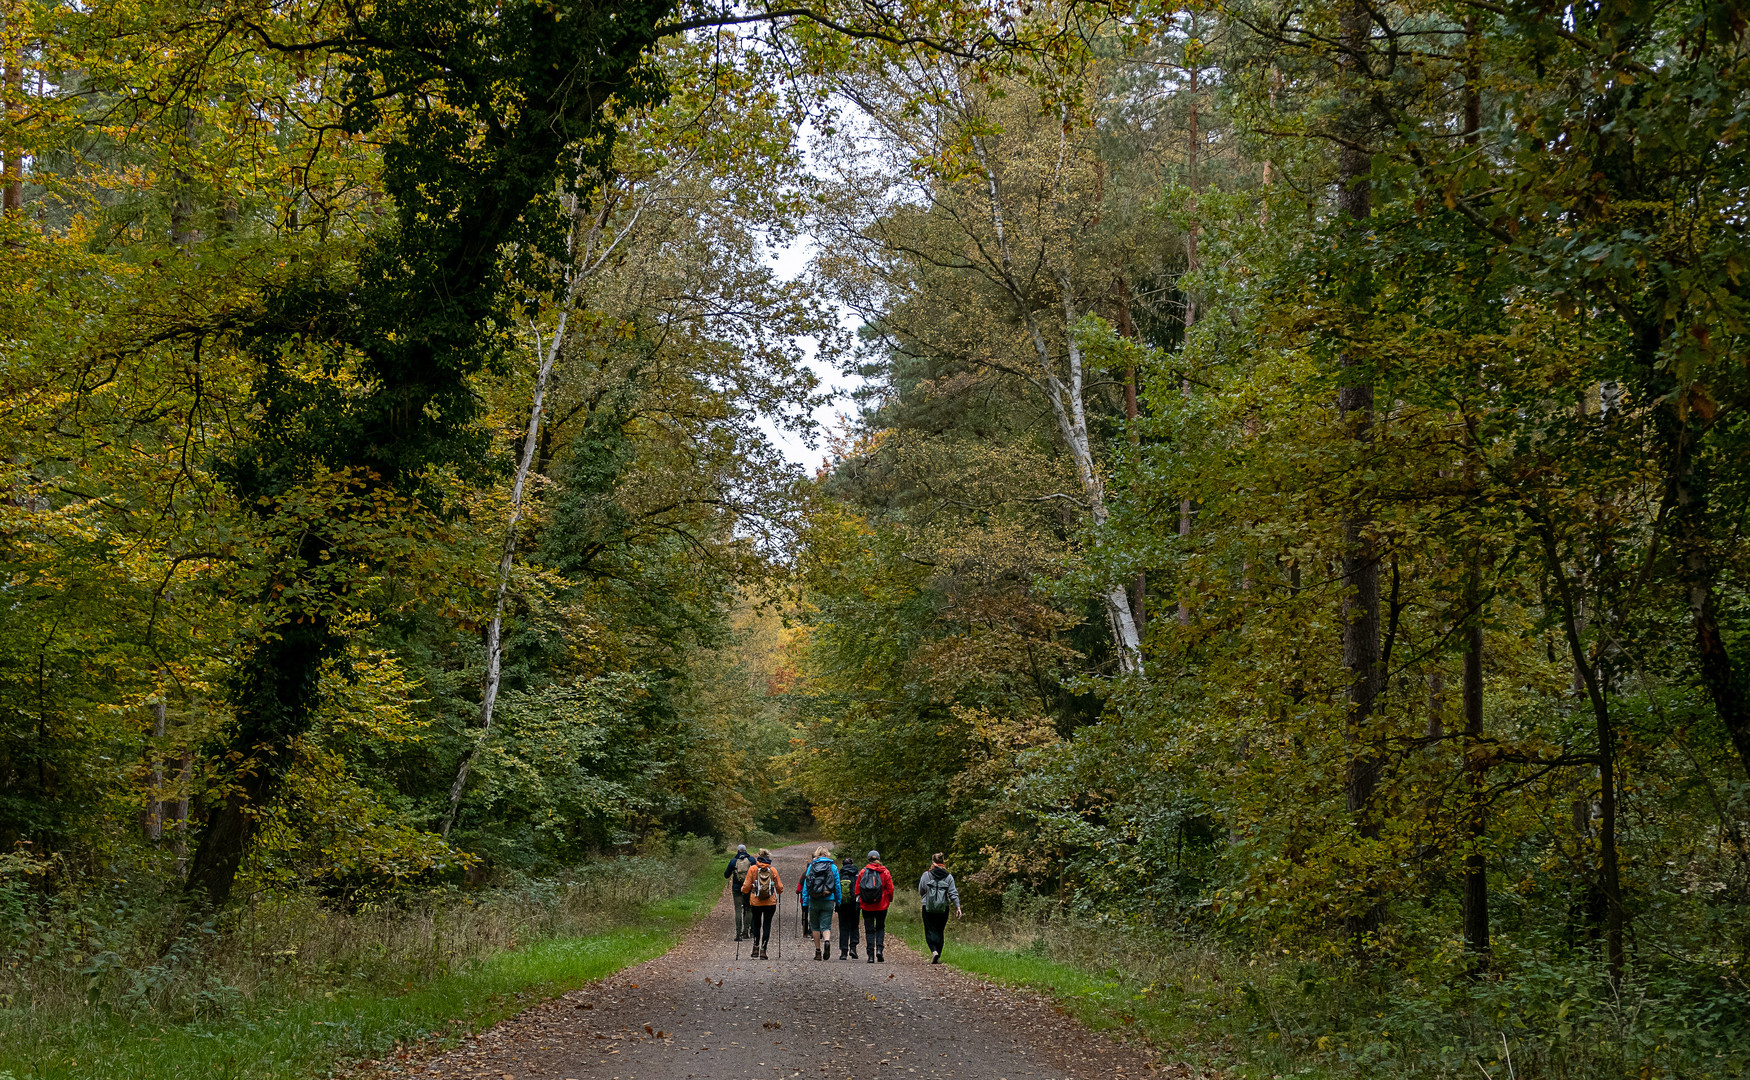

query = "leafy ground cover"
[[0, 851, 726, 1080]]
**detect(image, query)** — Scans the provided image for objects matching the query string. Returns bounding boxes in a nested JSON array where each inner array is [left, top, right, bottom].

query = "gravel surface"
[[387, 842, 1161, 1080]]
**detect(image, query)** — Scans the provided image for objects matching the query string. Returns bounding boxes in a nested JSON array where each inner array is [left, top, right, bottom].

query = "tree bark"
[[440, 307, 570, 839], [2, 46, 21, 213], [1674, 451, 1750, 785], [1461, 566, 1489, 966], [1457, 18, 1489, 969], [1178, 50, 1201, 628], [1538, 524, 1624, 979], [1115, 279, 1146, 633], [143, 696, 166, 841], [1337, 0, 1384, 945]]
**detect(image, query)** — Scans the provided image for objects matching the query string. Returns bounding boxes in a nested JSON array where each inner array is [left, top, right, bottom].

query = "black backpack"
[[857, 866, 884, 905], [806, 859, 836, 901]]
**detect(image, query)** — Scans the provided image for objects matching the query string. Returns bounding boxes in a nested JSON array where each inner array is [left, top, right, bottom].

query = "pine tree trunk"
[[1338, 0, 1384, 945], [1461, 567, 1489, 966]]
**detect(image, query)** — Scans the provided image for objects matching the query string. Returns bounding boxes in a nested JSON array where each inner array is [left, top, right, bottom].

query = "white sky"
[[761, 234, 865, 475]]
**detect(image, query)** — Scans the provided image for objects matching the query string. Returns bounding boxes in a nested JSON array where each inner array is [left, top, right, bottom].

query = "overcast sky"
[[761, 234, 864, 474]]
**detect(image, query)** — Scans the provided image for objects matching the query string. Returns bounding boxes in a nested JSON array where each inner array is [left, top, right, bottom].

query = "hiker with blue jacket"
[[799, 845, 842, 961], [724, 844, 756, 940], [918, 853, 962, 964]]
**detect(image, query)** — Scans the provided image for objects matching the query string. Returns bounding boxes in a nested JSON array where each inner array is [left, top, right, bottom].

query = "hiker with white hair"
[[798, 845, 842, 961]]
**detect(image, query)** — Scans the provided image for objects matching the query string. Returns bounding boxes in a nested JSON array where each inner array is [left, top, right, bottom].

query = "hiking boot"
[[814, 944, 822, 960], [932, 951, 941, 964], [850, 945, 858, 959], [877, 950, 885, 962], [866, 953, 875, 964]]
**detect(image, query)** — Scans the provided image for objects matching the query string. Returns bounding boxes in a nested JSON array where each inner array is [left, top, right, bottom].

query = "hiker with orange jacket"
[[853, 850, 895, 963], [740, 849, 783, 959]]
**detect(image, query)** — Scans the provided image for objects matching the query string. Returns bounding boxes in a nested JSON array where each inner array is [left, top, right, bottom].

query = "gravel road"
[[394, 842, 1158, 1080]]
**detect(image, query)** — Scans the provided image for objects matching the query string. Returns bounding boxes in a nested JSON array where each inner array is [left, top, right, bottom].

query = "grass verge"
[[0, 869, 725, 1080], [883, 905, 1328, 1080]]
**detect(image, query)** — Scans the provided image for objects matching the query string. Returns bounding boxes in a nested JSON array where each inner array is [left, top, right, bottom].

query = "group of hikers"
[[722, 845, 963, 964]]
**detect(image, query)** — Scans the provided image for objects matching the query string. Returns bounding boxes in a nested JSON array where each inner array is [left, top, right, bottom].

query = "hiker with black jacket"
[[723, 844, 756, 941], [854, 851, 895, 963], [798, 845, 842, 961], [918, 853, 963, 964], [835, 855, 861, 959]]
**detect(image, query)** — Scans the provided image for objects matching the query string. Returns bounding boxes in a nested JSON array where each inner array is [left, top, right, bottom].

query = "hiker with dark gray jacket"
[[835, 855, 861, 959], [917, 853, 962, 964], [724, 844, 756, 940]]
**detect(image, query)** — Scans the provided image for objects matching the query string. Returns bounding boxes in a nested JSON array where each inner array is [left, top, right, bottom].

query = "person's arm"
[[948, 874, 962, 916]]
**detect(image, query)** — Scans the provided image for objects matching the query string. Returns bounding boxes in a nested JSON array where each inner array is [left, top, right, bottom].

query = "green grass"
[[0, 871, 725, 1080], [885, 907, 1336, 1080]]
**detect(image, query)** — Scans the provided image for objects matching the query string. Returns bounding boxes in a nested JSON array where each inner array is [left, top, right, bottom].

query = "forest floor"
[[366, 842, 1163, 1080]]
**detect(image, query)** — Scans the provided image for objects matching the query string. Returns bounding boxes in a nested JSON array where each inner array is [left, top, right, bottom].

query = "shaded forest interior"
[[2, 0, 1748, 1076]]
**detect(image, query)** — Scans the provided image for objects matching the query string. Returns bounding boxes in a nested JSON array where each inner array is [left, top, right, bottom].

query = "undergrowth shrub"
[[0, 835, 713, 1028], [951, 888, 1749, 1080]]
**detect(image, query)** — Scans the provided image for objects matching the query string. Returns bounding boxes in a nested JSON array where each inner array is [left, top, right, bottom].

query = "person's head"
[[932, 852, 946, 866], [867, 850, 880, 862], [737, 843, 747, 854], [757, 848, 772, 863], [814, 845, 831, 859]]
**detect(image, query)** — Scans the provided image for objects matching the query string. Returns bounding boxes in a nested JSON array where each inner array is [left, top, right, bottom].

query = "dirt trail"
[[394, 842, 1157, 1080]]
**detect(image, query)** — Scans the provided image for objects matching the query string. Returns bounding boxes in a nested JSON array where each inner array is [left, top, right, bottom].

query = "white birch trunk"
[[440, 310, 567, 839], [967, 128, 1144, 676]]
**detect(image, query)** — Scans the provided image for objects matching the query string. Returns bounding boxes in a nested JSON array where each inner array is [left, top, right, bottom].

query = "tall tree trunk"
[[1177, 52, 1200, 628], [1457, 18, 1489, 970], [440, 308, 570, 839], [1461, 565, 1489, 967], [1538, 524, 1624, 980], [172, 751, 191, 876], [169, 107, 199, 246], [1337, 0, 1384, 945], [2, 45, 21, 214], [143, 696, 166, 841], [1674, 449, 1750, 785], [185, 614, 339, 906], [1115, 274, 1145, 632]]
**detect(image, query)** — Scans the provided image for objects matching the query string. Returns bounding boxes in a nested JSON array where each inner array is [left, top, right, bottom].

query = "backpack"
[[752, 865, 776, 900], [805, 859, 836, 902], [921, 873, 953, 914], [733, 853, 753, 874], [857, 866, 884, 905]]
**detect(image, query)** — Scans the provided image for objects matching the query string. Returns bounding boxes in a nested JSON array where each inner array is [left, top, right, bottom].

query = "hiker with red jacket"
[[854, 850, 895, 963]]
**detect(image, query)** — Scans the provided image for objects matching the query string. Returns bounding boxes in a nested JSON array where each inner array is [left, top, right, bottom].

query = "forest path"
[[398, 841, 1158, 1080]]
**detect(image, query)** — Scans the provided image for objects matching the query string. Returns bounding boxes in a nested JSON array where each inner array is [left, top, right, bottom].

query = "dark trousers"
[[837, 905, 860, 950], [922, 909, 949, 956], [751, 905, 775, 946], [734, 892, 753, 937], [862, 907, 888, 953]]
